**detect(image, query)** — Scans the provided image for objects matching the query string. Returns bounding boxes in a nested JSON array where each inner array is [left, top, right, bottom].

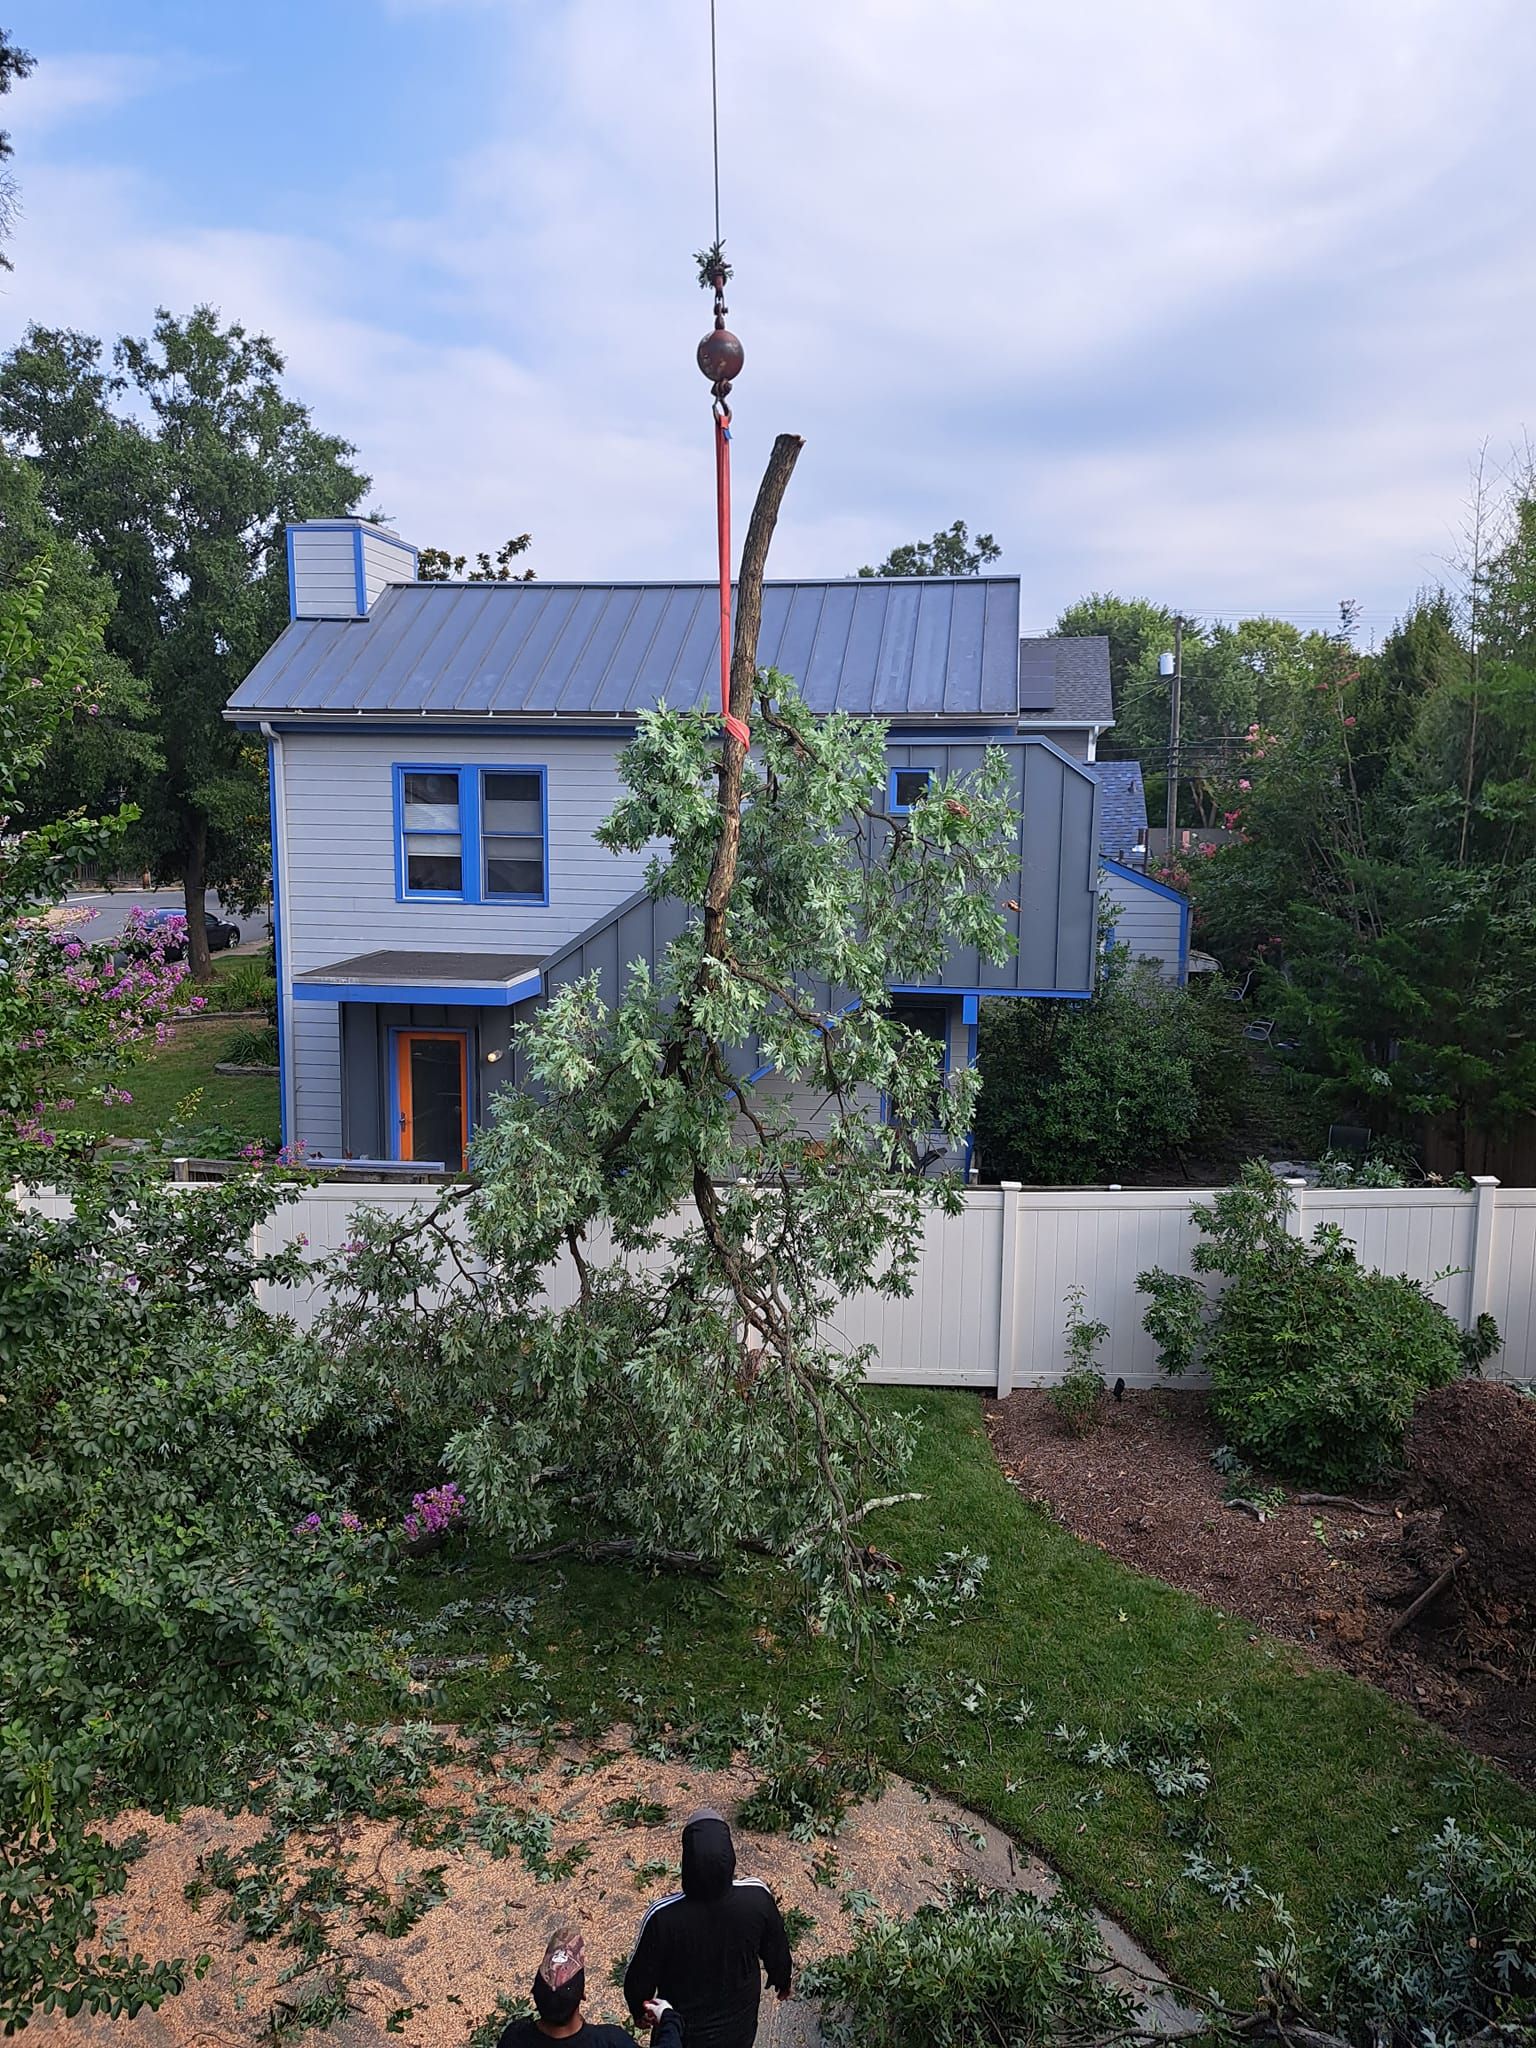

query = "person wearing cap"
[[622, 1808, 793, 2048], [499, 1926, 683, 2048]]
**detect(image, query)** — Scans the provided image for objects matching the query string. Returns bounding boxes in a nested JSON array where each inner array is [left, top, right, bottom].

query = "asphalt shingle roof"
[[1087, 761, 1148, 861]]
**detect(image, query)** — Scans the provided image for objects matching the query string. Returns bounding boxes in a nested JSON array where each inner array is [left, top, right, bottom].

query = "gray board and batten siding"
[[229, 576, 1033, 723]]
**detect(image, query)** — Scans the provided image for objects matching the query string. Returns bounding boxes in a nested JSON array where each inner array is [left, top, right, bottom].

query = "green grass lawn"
[[57, 1009, 279, 1151], [358, 1390, 1536, 2006]]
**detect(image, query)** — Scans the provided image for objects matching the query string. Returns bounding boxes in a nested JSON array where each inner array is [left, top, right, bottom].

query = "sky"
[[2, 0, 1534, 639]]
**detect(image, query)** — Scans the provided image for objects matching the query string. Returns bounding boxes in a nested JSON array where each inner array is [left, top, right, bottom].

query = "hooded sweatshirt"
[[623, 1810, 792, 2048]]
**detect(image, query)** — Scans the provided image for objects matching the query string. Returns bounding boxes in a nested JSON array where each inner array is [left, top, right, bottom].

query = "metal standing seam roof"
[[226, 577, 1030, 721]]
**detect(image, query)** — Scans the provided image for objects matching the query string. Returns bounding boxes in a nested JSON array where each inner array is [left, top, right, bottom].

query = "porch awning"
[[292, 949, 543, 1007]]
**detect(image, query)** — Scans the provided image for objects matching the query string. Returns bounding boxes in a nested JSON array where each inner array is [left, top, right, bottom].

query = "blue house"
[[226, 519, 1113, 1170]]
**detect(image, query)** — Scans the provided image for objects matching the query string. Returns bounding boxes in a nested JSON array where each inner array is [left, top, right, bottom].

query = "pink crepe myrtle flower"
[[401, 1483, 467, 1544], [1238, 779, 1251, 791]]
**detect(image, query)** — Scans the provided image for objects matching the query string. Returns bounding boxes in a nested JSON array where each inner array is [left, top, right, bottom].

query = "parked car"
[[120, 908, 242, 961]]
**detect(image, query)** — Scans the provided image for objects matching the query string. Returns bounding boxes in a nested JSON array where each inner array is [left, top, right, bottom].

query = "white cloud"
[[2, 0, 1534, 628], [4, 49, 187, 138]]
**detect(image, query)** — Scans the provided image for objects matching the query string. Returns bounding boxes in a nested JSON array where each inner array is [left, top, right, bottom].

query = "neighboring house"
[[226, 519, 1108, 1170], [1086, 760, 1189, 985]]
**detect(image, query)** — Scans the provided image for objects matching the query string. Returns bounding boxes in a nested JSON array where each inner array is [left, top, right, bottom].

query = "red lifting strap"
[[714, 407, 750, 749]]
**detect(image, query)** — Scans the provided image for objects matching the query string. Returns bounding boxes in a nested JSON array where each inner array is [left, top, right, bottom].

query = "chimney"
[[285, 518, 418, 621]]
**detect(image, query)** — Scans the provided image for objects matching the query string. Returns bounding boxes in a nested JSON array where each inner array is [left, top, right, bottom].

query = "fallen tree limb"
[[1292, 1492, 1391, 1515], [501, 1538, 724, 1577], [1385, 1556, 1460, 1639], [848, 1492, 925, 1524]]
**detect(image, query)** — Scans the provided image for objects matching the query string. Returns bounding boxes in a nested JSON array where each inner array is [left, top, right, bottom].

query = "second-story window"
[[481, 769, 546, 902], [401, 770, 463, 894], [395, 763, 549, 904]]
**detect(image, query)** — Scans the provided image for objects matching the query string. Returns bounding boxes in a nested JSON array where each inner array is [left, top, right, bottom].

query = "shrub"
[[802, 1883, 1138, 2048], [222, 1023, 279, 1066], [210, 956, 278, 1016], [1309, 1820, 1536, 2043], [975, 962, 1247, 1184], [1137, 1165, 1482, 1487], [1049, 1285, 1108, 1436]]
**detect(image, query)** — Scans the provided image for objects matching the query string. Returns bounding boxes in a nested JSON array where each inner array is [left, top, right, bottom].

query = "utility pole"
[[1164, 614, 1184, 851]]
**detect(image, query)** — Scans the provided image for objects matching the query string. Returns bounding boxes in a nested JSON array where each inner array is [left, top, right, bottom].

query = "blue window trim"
[[391, 763, 550, 908], [394, 763, 469, 902], [352, 528, 367, 614], [887, 765, 934, 815], [479, 765, 550, 907]]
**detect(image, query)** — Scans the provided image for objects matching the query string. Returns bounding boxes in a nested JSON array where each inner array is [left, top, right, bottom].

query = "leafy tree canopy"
[[309, 668, 1017, 1625], [1183, 464, 1536, 1163], [418, 533, 535, 581], [858, 519, 1000, 579], [0, 25, 34, 267], [0, 307, 369, 975]]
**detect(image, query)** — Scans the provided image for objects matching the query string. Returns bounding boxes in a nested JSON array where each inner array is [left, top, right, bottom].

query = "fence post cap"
[[1471, 1175, 1501, 1187], [999, 1180, 1023, 1192]]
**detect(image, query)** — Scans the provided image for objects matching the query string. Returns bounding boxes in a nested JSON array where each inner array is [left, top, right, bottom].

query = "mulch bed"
[[983, 1388, 1536, 1786], [25, 1733, 1185, 2048]]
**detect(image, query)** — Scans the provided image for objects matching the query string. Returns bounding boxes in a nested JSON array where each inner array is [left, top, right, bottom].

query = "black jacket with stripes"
[[623, 1814, 792, 2048]]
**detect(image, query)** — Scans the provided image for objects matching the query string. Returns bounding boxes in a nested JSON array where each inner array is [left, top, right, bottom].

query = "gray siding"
[[884, 740, 1099, 993], [360, 530, 416, 610], [292, 1002, 343, 1154], [281, 727, 650, 1150], [1020, 725, 1091, 760], [281, 728, 649, 976], [1103, 867, 1186, 985], [291, 530, 358, 619]]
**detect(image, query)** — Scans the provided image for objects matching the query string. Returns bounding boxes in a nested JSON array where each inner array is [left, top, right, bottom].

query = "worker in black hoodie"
[[623, 1808, 793, 2048]]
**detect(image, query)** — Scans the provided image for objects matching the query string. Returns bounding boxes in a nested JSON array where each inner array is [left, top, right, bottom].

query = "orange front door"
[[394, 1030, 469, 1169]]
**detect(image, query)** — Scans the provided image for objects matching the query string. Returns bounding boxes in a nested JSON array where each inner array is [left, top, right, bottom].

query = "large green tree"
[[858, 519, 1001, 578], [313, 441, 1017, 1621], [1188, 480, 1536, 1166], [0, 307, 369, 975]]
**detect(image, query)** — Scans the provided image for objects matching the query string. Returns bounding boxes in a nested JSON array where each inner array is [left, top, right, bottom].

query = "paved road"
[[60, 888, 270, 947]]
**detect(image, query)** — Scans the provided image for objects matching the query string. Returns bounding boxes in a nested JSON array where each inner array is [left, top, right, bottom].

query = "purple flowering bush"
[[400, 1483, 467, 1547]]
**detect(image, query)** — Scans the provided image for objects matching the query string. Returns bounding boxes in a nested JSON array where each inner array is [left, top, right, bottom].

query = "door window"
[[394, 1031, 468, 1168]]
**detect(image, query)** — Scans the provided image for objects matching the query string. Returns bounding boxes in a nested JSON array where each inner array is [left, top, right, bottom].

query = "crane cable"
[[697, 0, 750, 749]]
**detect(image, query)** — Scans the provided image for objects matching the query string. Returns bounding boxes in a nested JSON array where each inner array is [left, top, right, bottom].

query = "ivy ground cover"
[[354, 1390, 1536, 2005]]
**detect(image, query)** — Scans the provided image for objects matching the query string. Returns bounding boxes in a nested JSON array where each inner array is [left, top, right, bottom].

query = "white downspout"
[[260, 721, 297, 1149]]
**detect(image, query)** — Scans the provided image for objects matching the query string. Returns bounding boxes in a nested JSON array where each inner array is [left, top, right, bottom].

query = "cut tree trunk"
[[701, 432, 804, 964]]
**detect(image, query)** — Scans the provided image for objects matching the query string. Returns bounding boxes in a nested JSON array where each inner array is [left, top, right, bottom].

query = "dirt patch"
[[28, 1733, 1190, 2048], [984, 1387, 1536, 1785], [1407, 1380, 1536, 1622]]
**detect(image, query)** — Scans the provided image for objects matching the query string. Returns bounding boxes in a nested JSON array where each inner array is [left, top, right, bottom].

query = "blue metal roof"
[[1087, 761, 1148, 861], [226, 577, 1026, 721]]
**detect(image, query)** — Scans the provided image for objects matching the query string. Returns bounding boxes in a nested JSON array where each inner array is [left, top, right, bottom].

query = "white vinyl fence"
[[237, 1174, 1536, 1392]]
